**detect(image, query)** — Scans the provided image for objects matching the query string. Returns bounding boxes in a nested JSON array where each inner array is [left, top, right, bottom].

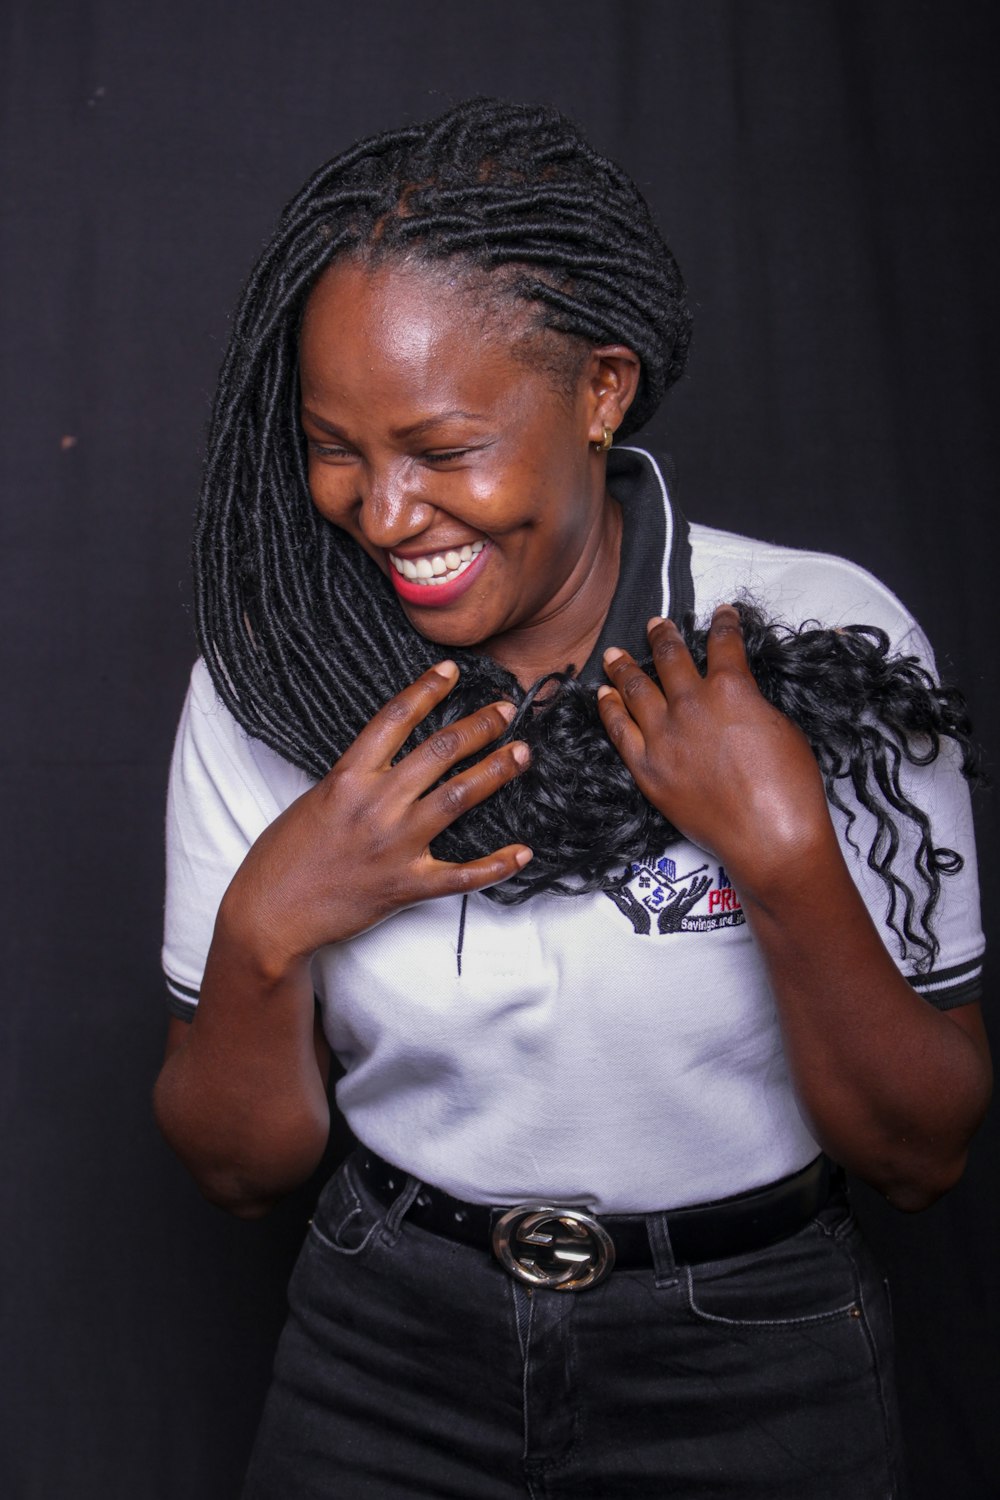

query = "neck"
[[481, 496, 623, 689]]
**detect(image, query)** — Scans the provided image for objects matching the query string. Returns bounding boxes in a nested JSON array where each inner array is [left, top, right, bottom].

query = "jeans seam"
[[521, 1290, 534, 1464], [522, 1301, 581, 1485], [682, 1263, 859, 1328], [510, 1279, 528, 1364], [307, 1167, 382, 1258], [308, 1214, 382, 1258], [838, 1239, 898, 1495]]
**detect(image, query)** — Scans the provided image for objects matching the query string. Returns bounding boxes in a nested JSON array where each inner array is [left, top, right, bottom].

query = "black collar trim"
[[580, 447, 693, 682]]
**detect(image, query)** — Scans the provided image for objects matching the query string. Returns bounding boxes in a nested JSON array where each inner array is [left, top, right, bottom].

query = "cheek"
[[476, 452, 580, 539], [307, 464, 353, 528]]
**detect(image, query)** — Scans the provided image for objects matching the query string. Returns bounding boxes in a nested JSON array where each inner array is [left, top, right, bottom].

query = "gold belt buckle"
[[491, 1205, 616, 1291]]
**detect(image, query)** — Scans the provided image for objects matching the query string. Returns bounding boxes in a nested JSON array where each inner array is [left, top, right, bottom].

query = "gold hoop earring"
[[593, 425, 614, 453]]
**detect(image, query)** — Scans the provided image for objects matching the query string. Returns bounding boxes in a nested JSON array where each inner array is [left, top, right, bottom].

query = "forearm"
[[740, 832, 991, 1210], [154, 911, 330, 1217]]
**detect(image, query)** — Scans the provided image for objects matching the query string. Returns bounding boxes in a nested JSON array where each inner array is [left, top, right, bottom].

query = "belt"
[[354, 1150, 836, 1293]]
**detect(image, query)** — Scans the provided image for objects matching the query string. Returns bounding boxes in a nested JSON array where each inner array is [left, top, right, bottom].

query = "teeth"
[[390, 540, 485, 588]]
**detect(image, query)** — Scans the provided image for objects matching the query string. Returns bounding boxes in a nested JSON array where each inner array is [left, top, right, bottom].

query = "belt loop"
[[646, 1210, 679, 1288], [381, 1175, 422, 1247]]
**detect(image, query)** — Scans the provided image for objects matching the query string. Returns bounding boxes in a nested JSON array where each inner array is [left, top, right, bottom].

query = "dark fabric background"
[[2, 2, 997, 1496]]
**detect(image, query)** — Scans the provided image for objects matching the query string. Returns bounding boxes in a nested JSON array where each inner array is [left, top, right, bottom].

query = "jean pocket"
[[683, 1219, 863, 1329], [307, 1157, 384, 1259]]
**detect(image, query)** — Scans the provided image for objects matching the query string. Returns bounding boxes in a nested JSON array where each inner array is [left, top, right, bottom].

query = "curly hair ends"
[[420, 602, 978, 973]]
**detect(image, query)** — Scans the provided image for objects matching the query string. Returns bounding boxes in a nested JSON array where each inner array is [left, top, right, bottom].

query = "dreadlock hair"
[[194, 97, 976, 972]]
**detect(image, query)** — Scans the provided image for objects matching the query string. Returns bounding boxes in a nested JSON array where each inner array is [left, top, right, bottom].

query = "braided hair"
[[194, 97, 976, 969]]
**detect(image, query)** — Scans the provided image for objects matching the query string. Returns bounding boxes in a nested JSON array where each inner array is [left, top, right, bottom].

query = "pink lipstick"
[[388, 541, 489, 607]]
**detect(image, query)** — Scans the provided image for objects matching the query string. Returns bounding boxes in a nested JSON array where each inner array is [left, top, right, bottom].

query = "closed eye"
[[308, 441, 355, 460], [422, 448, 471, 464]]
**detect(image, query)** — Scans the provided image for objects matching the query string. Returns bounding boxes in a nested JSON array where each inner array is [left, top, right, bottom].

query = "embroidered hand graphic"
[[657, 874, 713, 934], [603, 883, 652, 935]]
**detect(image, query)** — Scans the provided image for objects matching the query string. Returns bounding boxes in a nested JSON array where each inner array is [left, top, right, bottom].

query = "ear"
[[583, 345, 642, 444]]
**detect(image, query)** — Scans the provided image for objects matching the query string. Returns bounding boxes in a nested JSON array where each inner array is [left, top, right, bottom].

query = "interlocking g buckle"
[[491, 1205, 616, 1291]]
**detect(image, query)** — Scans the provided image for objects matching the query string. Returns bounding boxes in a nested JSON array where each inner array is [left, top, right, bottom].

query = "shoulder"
[[172, 658, 313, 813], [689, 522, 931, 662], [163, 661, 315, 1002]]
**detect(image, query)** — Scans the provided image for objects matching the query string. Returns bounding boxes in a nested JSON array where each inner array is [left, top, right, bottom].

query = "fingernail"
[[495, 701, 516, 723], [647, 615, 666, 630], [604, 647, 624, 665], [515, 847, 534, 867], [596, 684, 613, 700], [511, 742, 530, 766], [434, 659, 458, 679]]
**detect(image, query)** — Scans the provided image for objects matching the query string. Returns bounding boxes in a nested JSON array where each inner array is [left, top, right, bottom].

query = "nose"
[[358, 463, 435, 549]]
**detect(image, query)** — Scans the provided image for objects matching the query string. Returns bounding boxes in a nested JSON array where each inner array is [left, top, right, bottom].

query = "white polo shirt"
[[163, 449, 984, 1212]]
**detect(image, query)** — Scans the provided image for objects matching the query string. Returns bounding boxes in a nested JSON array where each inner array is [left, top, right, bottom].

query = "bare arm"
[[597, 608, 991, 1211], [154, 662, 530, 1217]]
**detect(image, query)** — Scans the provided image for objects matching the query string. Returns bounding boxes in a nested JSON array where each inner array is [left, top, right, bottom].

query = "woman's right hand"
[[218, 660, 532, 976]]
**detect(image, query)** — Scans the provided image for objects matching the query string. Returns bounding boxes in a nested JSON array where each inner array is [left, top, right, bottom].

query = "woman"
[[155, 99, 990, 1497]]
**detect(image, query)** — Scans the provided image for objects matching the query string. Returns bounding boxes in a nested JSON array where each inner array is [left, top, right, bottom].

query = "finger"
[[416, 740, 532, 839], [335, 661, 461, 770], [645, 616, 702, 697], [602, 647, 665, 735], [423, 842, 535, 899], [394, 700, 519, 798], [704, 604, 752, 677], [596, 684, 646, 763]]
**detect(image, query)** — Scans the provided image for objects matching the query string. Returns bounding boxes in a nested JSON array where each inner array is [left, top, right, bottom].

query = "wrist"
[[728, 818, 847, 919], [214, 885, 316, 989]]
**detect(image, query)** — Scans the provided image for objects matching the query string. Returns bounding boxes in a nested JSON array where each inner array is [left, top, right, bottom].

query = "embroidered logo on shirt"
[[603, 857, 745, 936]]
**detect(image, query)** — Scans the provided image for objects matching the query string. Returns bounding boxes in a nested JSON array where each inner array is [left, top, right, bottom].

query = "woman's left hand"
[[596, 606, 834, 897], [598, 603, 992, 1211]]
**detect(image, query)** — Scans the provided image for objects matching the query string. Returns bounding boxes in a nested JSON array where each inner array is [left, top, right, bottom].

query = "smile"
[[389, 540, 485, 586], [387, 540, 489, 607]]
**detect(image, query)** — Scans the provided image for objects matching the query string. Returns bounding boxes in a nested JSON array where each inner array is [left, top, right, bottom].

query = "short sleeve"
[[828, 622, 984, 1010], [161, 660, 312, 1017], [690, 523, 985, 1010]]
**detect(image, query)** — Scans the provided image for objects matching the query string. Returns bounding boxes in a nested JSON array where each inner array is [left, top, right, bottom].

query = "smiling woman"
[[299, 255, 635, 679], [154, 98, 989, 1499]]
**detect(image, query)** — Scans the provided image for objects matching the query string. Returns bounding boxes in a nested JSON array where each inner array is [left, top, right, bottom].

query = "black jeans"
[[243, 1153, 901, 1498]]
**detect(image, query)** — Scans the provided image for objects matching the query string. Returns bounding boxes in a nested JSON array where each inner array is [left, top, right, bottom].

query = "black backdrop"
[[2, 2, 997, 1496]]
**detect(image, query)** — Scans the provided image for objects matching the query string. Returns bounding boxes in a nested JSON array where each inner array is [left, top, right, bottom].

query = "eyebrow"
[[301, 406, 485, 440], [392, 411, 485, 439]]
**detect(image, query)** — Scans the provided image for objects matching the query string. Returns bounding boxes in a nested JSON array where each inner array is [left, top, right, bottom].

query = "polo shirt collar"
[[579, 447, 693, 682]]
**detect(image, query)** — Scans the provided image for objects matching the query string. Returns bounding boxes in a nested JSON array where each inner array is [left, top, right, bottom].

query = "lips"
[[387, 540, 489, 607]]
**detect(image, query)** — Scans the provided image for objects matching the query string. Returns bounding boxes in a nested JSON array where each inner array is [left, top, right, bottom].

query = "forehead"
[[303, 257, 512, 360], [298, 257, 543, 410]]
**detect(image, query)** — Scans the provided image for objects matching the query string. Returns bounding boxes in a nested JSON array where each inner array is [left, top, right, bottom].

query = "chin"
[[402, 612, 490, 651]]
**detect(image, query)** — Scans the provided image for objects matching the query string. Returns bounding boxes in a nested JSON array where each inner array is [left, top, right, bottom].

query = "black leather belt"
[[354, 1150, 836, 1292]]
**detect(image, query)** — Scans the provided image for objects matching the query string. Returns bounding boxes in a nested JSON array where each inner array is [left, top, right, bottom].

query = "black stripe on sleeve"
[[165, 973, 199, 1021], [908, 955, 984, 1010]]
